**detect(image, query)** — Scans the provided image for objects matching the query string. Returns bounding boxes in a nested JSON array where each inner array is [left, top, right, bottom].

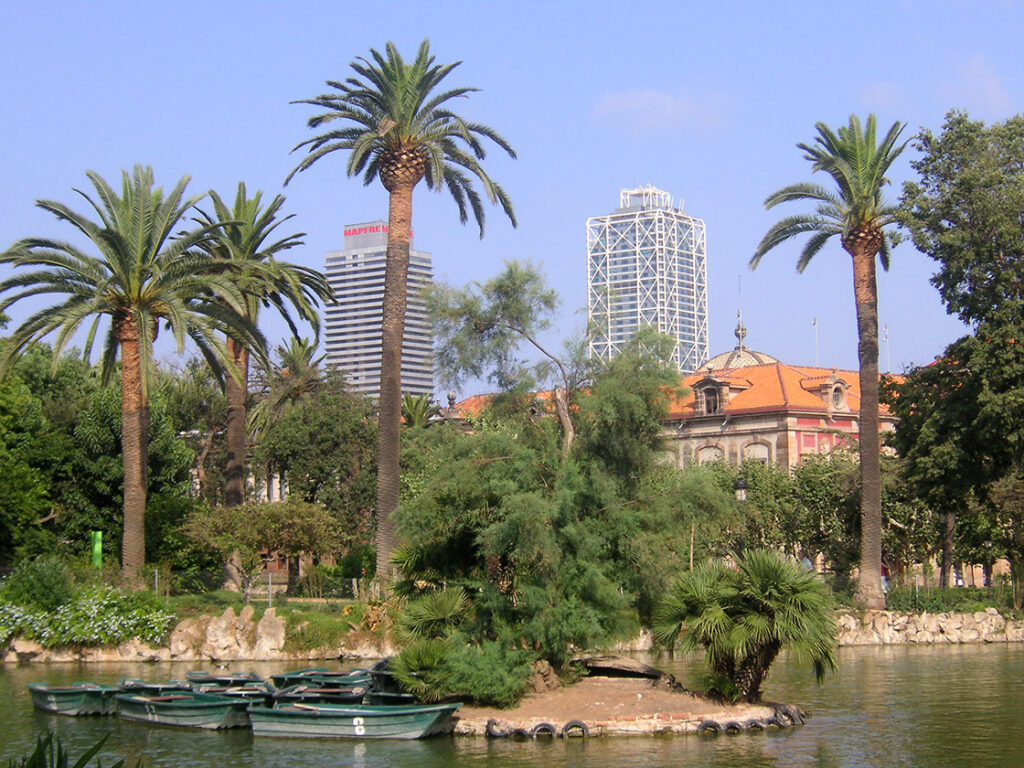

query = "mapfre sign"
[[344, 224, 387, 237], [342, 222, 413, 249]]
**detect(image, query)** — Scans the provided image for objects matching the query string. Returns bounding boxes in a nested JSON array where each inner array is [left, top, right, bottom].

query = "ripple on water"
[[3, 646, 1024, 768]]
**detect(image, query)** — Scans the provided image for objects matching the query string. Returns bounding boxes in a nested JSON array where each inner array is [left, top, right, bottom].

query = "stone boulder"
[[253, 608, 286, 657]]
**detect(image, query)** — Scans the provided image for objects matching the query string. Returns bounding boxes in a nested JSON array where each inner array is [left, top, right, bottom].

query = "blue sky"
[[2, 1, 1020, 394]]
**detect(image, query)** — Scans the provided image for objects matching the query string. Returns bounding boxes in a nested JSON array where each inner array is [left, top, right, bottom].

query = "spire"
[[734, 309, 747, 351]]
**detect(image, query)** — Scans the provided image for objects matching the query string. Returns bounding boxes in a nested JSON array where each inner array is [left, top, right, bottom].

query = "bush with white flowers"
[[0, 586, 175, 647]]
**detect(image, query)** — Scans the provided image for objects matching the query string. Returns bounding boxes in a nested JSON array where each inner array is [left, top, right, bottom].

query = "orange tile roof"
[[456, 362, 896, 423], [666, 362, 892, 420]]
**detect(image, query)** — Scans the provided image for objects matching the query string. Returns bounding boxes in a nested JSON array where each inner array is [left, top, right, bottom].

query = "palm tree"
[[196, 183, 333, 507], [652, 550, 836, 702], [750, 114, 907, 609], [287, 39, 516, 581], [248, 336, 328, 441], [0, 165, 261, 583], [401, 392, 441, 429]]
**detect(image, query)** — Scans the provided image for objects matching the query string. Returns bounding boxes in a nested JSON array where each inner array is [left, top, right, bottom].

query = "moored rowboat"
[[185, 669, 265, 687], [116, 678, 191, 695], [26, 683, 119, 716], [270, 668, 370, 688], [249, 702, 461, 740], [273, 683, 367, 705], [115, 691, 251, 729]]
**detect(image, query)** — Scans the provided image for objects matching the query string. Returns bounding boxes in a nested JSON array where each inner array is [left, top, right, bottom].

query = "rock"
[[169, 617, 206, 659], [529, 659, 561, 693], [203, 607, 239, 660], [10, 637, 45, 661], [253, 608, 286, 657], [575, 655, 663, 679]]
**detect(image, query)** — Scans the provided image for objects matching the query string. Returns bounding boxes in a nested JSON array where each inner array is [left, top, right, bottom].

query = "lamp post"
[[733, 478, 748, 503]]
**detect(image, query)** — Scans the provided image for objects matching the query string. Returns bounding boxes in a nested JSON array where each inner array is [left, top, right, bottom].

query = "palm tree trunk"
[[117, 322, 148, 587], [375, 182, 415, 584], [735, 642, 780, 702], [939, 511, 956, 587], [225, 336, 249, 507], [849, 246, 886, 610]]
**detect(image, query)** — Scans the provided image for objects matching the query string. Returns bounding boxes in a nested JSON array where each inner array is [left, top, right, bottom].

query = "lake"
[[2, 645, 1022, 767]]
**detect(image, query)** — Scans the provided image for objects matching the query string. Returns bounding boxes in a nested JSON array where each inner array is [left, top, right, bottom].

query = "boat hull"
[[249, 702, 460, 740], [114, 692, 251, 730], [27, 684, 119, 716]]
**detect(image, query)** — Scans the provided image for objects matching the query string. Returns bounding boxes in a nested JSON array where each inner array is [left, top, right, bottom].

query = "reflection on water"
[[2, 646, 1023, 768]]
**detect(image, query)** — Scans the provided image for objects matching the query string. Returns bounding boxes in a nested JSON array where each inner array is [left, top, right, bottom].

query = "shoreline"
[[2, 607, 1022, 666]]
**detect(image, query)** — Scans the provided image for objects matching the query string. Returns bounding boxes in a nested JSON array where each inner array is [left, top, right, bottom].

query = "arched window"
[[831, 386, 844, 409], [697, 446, 723, 465]]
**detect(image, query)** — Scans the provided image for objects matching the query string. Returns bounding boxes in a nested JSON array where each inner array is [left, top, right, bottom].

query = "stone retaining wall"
[[835, 607, 1024, 645], [3, 607, 1023, 663]]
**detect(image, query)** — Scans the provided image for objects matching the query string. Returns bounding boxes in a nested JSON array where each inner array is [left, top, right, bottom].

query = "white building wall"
[[324, 221, 435, 399]]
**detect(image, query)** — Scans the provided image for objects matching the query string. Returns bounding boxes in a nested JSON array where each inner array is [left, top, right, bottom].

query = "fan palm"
[[288, 39, 516, 581], [0, 165, 261, 583], [750, 114, 907, 609], [196, 183, 333, 506], [653, 550, 836, 702]]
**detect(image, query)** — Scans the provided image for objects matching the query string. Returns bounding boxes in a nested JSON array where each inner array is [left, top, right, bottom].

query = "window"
[[831, 386, 844, 409], [703, 387, 719, 415]]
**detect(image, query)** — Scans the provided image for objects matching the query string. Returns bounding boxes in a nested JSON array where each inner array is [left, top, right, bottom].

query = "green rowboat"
[[26, 683, 119, 716], [249, 702, 461, 740], [114, 691, 251, 729], [270, 668, 370, 688]]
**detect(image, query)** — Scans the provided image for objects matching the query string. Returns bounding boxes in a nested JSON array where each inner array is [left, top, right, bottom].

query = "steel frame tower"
[[587, 186, 708, 373]]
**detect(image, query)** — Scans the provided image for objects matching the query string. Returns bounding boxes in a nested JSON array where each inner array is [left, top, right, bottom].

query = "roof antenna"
[[811, 317, 819, 367], [735, 275, 746, 352]]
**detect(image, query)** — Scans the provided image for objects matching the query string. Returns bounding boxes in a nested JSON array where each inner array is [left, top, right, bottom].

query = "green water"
[[2, 646, 1022, 767]]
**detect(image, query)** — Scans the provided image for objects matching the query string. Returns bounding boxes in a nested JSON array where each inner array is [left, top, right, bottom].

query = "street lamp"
[[733, 478, 748, 503]]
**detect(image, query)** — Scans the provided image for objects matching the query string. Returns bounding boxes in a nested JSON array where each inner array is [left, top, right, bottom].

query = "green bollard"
[[91, 531, 102, 569]]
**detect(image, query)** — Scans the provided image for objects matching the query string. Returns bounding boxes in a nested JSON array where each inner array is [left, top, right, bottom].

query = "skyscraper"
[[324, 221, 434, 398], [587, 186, 708, 373]]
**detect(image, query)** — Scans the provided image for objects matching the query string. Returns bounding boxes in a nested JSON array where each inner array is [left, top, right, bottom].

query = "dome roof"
[[703, 312, 780, 370]]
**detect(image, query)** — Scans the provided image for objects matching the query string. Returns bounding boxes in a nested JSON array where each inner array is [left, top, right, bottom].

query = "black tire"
[[509, 728, 532, 740], [764, 716, 786, 729], [697, 720, 722, 735], [561, 719, 590, 738], [723, 720, 744, 734], [532, 722, 557, 738], [485, 719, 510, 738], [745, 718, 766, 731]]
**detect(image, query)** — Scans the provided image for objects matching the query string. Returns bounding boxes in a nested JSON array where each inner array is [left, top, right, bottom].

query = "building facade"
[[324, 221, 434, 398], [587, 186, 708, 374], [663, 318, 896, 468]]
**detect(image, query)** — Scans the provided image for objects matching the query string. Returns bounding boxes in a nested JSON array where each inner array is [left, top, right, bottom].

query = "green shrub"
[[283, 610, 348, 653], [885, 584, 1015, 613], [2, 556, 75, 611], [392, 638, 535, 708], [440, 641, 535, 708]]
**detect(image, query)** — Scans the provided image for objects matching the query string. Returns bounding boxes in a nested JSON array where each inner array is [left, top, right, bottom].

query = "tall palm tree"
[[196, 183, 333, 507], [653, 550, 836, 702], [287, 39, 516, 581], [0, 165, 261, 583], [750, 114, 907, 609]]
